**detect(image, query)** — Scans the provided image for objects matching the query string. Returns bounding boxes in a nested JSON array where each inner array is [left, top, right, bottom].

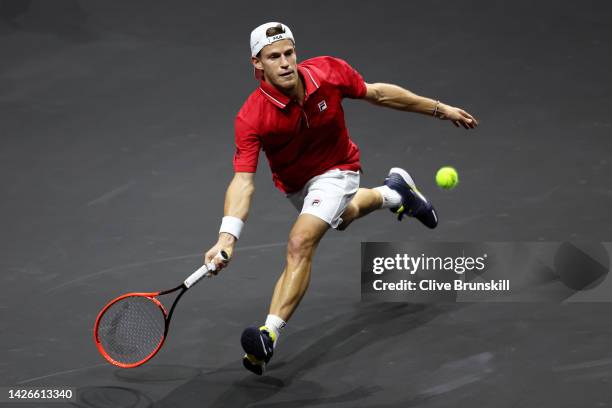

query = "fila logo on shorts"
[[312, 198, 322, 207], [318, 100, 327, 112]]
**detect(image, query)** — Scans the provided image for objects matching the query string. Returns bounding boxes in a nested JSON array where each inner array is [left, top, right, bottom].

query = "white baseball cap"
[[250, 22, 295, 57]]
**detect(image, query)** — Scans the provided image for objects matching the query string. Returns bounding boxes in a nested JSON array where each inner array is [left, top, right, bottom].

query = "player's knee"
[[287, 232, 316, 260]]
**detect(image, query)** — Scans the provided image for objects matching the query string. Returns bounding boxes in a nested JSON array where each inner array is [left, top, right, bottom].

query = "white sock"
[[264, 314, 286, 341], [374, 185, 402, 209]]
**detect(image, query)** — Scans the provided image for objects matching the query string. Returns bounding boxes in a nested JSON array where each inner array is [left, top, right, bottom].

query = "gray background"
[[1, 0, 612, 406]]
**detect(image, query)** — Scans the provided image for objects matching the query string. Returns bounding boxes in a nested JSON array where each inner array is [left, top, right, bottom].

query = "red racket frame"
[[93, 251, 227, 368], [93, 286, 185, 368]]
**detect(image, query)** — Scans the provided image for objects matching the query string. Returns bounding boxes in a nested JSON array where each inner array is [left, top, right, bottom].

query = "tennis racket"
[[93, 250, 229, 368]]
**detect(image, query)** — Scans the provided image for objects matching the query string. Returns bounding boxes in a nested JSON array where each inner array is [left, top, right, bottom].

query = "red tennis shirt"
[[233, 56, 367, 193]]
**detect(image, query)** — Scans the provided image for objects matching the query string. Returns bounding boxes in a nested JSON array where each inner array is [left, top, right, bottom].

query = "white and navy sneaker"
[[241, 326, 276, 375], [384, 167, 438, 229]]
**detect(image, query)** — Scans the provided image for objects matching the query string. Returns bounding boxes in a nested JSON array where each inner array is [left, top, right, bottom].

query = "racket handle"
[[184, 250, 229, 288]]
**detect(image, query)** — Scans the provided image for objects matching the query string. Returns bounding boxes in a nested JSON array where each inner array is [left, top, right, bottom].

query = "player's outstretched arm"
[[364, 82, 478, 129], [204, 172, 255, 273]]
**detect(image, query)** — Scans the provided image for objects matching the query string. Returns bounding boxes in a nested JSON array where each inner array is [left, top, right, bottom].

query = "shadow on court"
[[155, 303, 448, 408]]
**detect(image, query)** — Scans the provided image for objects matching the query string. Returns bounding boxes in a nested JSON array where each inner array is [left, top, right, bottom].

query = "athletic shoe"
[[384, 167, 438, 229], [241, 325, 276, 375]]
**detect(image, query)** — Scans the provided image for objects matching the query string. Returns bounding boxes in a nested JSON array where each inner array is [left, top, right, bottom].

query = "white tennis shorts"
[[287, 169, 360, 229]]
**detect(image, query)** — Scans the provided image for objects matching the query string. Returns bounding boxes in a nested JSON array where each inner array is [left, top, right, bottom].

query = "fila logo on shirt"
[[317, 100, 327, 112]]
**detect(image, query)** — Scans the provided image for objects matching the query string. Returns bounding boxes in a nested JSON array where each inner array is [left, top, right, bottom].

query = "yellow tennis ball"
[[435, 166, 459, 189]]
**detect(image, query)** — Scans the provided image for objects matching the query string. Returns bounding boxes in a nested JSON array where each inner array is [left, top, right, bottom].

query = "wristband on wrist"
[[219, 216, 244, 240]]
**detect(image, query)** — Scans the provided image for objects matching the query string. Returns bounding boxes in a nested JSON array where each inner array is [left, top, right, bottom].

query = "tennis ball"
[[435, 166, 459, 189]]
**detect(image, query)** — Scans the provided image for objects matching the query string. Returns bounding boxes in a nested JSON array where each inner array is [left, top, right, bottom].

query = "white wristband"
[[219, 216, 244, 240]]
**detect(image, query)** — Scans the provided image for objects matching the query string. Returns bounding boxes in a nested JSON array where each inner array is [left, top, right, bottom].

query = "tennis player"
[[204, 22, 478, 375]]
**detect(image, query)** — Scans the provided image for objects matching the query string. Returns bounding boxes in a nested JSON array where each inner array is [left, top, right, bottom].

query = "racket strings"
[[97, 296, 166, 365]]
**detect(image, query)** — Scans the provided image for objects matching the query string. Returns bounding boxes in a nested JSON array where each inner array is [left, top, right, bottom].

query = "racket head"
[[94, 292, 168, 368]]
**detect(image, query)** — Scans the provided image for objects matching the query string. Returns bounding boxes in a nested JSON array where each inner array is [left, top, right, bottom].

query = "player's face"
[[252, 40, 298, 92]]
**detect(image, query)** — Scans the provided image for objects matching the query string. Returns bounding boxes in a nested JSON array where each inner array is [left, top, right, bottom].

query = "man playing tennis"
[[204, 22, 478, 375]]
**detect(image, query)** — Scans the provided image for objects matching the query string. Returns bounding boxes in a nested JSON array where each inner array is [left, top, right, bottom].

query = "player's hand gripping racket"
[[93, 251, 230, 368]]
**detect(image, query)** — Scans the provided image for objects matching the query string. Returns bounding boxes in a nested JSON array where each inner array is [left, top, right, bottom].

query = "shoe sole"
[[389, 167, 415, 188], [388, 167, 428, 203], [243, 353, 265, 375]]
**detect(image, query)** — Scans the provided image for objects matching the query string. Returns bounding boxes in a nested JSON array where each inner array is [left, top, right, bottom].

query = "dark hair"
[[256, 24, 287, 58], [265, 24, 285, 37]]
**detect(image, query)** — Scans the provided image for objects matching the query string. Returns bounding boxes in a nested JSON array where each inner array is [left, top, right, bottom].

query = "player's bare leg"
[[337, 188, 383, 230], [269, 213, 329, 320], [241, 213, 328, 375]]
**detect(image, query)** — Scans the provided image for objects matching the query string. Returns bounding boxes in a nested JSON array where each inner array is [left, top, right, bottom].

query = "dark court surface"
[[1, 1, 612, 406]]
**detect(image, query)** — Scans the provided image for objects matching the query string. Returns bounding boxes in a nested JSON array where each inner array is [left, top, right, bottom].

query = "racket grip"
[[184, 250, 229, 288]]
